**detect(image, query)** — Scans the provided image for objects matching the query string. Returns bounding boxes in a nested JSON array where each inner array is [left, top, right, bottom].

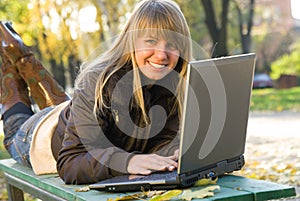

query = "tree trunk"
[[235, 0, 255, 54], [201, 0, 229, 57]]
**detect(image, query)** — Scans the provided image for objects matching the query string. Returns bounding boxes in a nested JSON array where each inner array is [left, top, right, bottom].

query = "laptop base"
[[90, 155, 245, 192]]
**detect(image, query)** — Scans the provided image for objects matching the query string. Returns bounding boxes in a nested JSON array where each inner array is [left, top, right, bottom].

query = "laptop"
[[89, 53, 256, 192]]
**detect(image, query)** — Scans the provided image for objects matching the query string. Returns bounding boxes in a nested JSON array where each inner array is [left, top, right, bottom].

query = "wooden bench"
[[0, 158, 296, 201]]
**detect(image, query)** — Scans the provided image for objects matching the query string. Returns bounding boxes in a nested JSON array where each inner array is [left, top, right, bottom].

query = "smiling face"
[[134, 35, 180, 80]]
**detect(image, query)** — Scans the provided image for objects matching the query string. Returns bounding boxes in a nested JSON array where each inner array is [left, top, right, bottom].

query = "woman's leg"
[[0, 21, 69, 165], [3, 107, 53, 167], [0, 21, 70, 110], [16, 55, 71, 109], [0, 45, 35, 166], [0, 51, 32, 120]]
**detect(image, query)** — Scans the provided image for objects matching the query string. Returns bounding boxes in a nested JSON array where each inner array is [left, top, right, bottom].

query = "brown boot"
[[0, 21, 70, 110], [0, 21, 32, 64], [16, 55, 70, 109], [0, 54, 31, 116]]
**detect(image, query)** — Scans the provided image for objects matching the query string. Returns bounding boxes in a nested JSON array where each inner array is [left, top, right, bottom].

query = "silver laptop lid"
[[178, 53, 256, 173]]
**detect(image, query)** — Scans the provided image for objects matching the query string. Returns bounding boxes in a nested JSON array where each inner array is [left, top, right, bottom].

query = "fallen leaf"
[[149, 189, 182, 201], [75, 186, 90, 192], [194, 177, 218, 186], [107, 193, 144, 201], [143, 190, 166, 198], [180, 185, 220, 201]]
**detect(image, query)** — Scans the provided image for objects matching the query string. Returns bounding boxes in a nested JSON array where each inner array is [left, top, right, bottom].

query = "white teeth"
[[149, 62, 166, 69]]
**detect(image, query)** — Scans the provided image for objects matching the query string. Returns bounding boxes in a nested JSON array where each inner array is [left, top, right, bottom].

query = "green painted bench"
[[0, 158, 296, 201]]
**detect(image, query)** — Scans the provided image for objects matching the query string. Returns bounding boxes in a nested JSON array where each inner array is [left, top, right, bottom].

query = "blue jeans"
[[3, 107, 53, 167]]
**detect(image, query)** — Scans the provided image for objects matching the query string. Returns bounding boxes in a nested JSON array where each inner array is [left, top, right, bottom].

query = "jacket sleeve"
[[149, 114, 180, 157], [154, 133, 180, 157], [56, 71, 134, 184]]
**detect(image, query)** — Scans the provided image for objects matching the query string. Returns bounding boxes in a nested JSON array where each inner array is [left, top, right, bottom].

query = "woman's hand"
[[127, 153, 178, 175]]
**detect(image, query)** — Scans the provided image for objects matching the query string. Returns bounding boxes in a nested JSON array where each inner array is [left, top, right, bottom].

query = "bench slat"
[[219, 175, 297, 200]]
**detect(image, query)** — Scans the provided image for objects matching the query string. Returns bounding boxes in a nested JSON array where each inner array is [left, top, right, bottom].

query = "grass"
[[0, 133, 9, 200], [250, 86, 300, 112], [0, 134, 9, 160]]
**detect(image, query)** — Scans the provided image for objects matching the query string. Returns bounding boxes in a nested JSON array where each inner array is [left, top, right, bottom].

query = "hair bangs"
[[135, 1, 182, 32]]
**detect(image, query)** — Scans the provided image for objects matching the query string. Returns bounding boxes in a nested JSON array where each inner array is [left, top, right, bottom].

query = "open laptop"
[[89, 53, 256, 192]]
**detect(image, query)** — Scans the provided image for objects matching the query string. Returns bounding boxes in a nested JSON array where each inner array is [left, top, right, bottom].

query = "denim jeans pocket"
[[3, 114, 31, 146], [3, 113, 32, 166], [3, 107, 53, 167], [4, 130, 31, 167]]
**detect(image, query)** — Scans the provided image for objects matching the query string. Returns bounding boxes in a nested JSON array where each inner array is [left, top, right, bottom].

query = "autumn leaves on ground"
[[237, 135, 300, 187]]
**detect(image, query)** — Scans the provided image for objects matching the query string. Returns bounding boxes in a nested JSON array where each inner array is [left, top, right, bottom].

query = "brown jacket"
[[51, 66, 180, 184]]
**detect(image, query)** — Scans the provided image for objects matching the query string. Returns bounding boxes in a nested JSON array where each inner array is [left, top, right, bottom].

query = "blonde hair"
[[75, 0, 192, 123]]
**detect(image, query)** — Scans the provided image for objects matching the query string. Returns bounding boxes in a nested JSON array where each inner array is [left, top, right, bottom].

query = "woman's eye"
[[145, 39, 157, 45], [167, 43, 178, 50]]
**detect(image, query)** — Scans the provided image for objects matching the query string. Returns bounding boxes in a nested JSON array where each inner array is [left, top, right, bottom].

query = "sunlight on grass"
[[250, 86, 300, 112], [0, 133, 10, 160]]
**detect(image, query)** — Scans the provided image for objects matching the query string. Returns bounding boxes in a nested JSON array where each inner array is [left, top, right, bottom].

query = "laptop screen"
[[178, 53, 256, 174]]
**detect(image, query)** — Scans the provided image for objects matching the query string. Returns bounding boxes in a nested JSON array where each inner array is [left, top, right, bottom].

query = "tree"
[[234, 0, 255, 54], [199, 0, 255, 57], [200, 0, 230, 57]]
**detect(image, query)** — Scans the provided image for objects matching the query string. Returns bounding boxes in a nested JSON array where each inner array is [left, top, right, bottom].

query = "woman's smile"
[[149, 61, 167, 69]]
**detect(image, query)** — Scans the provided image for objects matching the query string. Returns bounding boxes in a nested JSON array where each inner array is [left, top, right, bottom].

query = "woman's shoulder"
[[74, 62, 106, 89]]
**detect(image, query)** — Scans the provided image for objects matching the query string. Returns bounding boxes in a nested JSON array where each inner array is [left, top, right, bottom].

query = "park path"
[[247, 111, 300, 138]]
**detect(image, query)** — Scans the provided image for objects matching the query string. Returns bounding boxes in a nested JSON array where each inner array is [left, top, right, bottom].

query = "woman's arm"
[[56, 71, 134, 184], [56, 107, 134, 184]]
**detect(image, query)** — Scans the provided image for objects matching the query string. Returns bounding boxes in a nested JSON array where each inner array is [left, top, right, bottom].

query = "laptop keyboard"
[[129, 170, 178, 181]]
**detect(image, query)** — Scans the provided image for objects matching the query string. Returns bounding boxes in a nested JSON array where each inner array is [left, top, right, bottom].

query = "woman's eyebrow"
[[143, 35, 157, 39]]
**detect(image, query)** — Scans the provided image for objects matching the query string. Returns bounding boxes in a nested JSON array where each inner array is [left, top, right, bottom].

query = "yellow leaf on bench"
[[75, 186, 90, 192], [194, 177, 218, 186], [180, 185, 220, 201], [149, 189, 182, 201], [107, 193, 144, 201]]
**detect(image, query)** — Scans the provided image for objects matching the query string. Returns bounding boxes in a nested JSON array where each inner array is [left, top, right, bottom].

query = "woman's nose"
[[154, 44, 168, 60]]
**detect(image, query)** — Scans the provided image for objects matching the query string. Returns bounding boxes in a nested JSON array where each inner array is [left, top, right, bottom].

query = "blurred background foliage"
[[271, 40, 300, 80], [0, 0, 300, 90]]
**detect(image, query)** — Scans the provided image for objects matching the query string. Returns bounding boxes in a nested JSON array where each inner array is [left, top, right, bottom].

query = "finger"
[[163, 156, 178, 167], [167, 155, 178, 161], [174, 149, 179, 159], [138, 168, 152, 175], [167, 165, 176, 171]]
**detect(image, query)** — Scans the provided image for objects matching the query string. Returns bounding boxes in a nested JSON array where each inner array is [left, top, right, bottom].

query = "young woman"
[[0, 0, 192, 184]]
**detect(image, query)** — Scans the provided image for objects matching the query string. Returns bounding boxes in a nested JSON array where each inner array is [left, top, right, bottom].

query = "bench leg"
[[6, 182, 24, 201], [3, 172, 67, 201]]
